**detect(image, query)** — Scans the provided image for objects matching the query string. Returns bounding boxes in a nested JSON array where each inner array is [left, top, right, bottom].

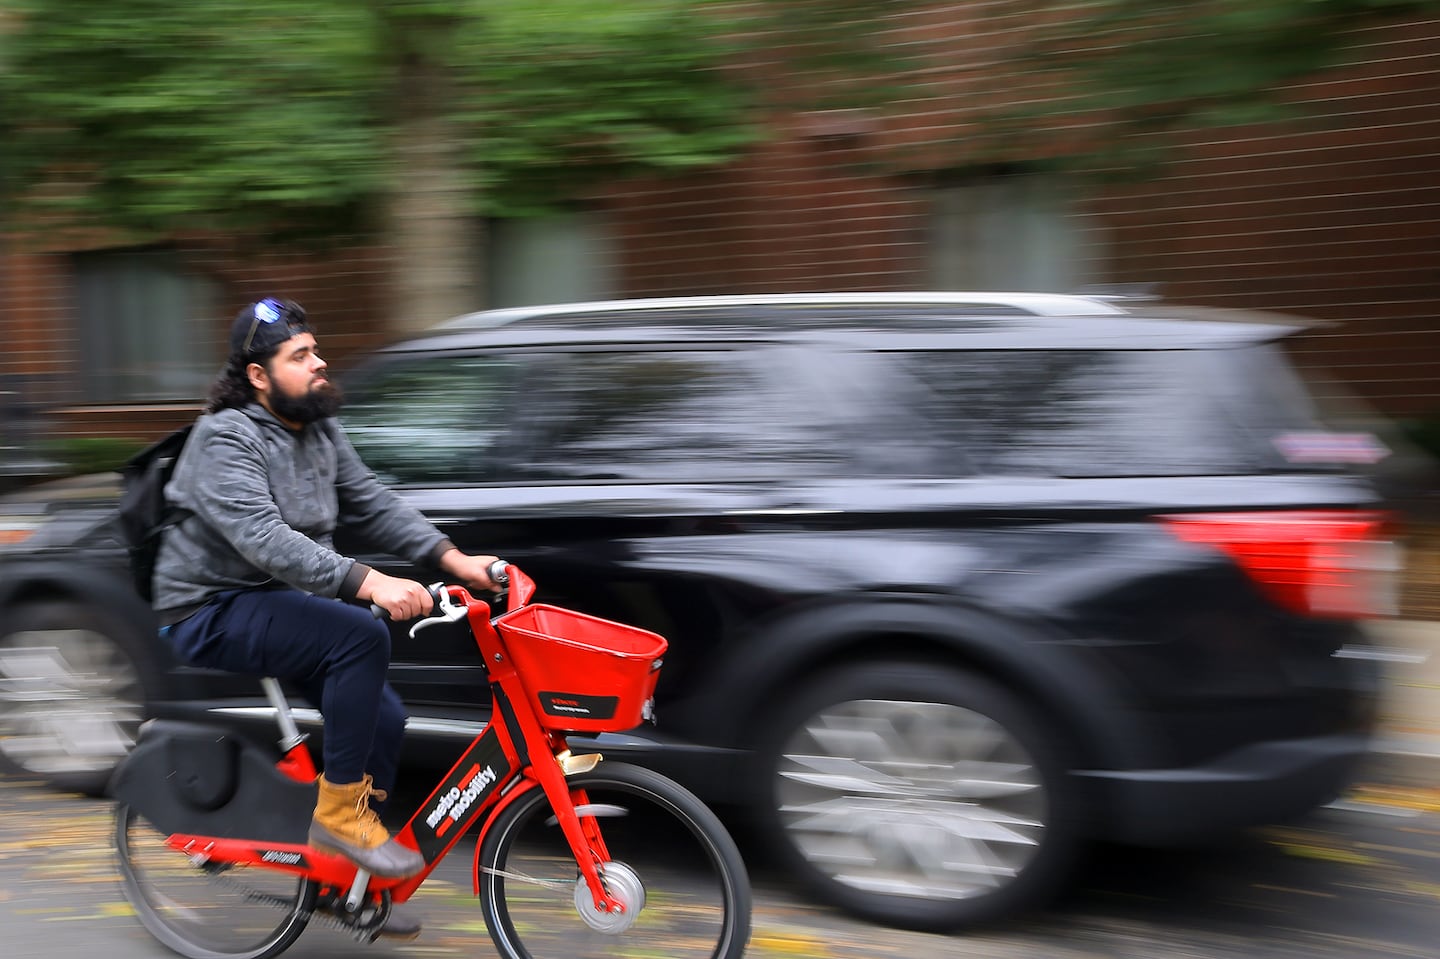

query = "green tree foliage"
[[0, 0, 767, 233], [0, 0, 392, 234], [451, 2, 757, 216], [0, 0, 916, 234]]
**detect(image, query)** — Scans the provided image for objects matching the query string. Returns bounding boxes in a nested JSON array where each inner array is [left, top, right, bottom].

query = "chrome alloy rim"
[[775, 699, 1046, 900], [0, 627, 143, 775], [573, 861, 645, 934]]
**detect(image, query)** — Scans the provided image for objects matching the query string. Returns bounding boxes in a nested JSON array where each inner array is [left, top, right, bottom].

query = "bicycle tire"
[[114, 803, 316, 959], [477, 762, 752, 959]]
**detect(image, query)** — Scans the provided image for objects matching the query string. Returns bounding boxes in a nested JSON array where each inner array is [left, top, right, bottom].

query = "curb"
[[1364, 618, 1440, 786], [1375, 730, 1440, 759], [1363, 732, 1440, 790]]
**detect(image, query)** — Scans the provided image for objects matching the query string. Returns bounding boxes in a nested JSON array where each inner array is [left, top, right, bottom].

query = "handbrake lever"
[[408, 584, 469, 638]]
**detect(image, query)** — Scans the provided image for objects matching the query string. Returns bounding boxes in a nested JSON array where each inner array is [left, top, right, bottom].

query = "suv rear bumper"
[[1077, 731, 1372, 845]]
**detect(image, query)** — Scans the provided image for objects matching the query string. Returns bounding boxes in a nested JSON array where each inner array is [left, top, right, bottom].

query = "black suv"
[[0, 293, 1397, 930]]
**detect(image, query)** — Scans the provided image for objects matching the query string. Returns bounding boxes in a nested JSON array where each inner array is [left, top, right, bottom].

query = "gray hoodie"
[[152, 403, 451, 623]]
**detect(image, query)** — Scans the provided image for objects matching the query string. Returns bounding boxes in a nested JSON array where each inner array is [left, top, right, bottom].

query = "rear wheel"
[[115, 803, 315, 959], [478, 762, 751, 959], [0, 600, 152, 794], [757, 661, 1079, 930]]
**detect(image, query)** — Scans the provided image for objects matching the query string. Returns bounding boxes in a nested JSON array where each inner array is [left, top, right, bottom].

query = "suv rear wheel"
[[0, 600, 153, 795], [757, 661, 1079, 930]]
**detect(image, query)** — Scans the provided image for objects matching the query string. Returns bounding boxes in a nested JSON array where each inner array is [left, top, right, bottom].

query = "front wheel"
[[477, 762, 751, 959], [115, 803, 316, 959]]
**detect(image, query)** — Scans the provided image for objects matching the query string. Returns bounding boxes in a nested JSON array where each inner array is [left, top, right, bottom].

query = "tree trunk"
[[383, 44, 485, 337]]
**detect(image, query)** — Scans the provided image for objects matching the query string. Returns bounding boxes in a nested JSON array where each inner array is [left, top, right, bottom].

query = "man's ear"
[[246, 361, 269, 393]]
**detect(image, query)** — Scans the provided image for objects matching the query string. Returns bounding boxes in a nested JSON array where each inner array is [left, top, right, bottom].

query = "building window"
[[927, 174, 1099, 293], [71, 249, 221, 404], [486, 212, 618, 308]]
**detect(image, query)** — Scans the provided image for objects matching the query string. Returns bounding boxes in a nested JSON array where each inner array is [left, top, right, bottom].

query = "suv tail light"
[[1159, 510, 1400, 620]]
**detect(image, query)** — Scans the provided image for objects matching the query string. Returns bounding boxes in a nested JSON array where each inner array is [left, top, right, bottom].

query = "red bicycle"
[[110, 564, 752, 959]]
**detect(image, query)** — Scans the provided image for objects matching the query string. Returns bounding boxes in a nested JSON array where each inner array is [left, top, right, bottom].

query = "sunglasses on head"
[[241, 298, 308, 356]]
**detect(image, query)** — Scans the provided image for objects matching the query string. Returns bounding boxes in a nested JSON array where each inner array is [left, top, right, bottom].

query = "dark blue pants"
[[167, 588, 407, 796]]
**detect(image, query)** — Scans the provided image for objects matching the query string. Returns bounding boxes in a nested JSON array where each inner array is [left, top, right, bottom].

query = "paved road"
[[2, 753, 1437, 959]]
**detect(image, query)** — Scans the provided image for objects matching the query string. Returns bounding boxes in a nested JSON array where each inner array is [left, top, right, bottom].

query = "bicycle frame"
[[159, 565, 633, 917]]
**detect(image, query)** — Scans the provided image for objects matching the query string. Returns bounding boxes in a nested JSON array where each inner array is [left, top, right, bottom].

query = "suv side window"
[[899, 346, 1328, 477], [340, 354, 522, 485], [518, 349, 849, 482]]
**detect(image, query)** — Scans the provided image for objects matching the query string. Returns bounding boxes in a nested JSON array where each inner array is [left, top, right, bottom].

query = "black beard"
[[270, 381, 344, 424]]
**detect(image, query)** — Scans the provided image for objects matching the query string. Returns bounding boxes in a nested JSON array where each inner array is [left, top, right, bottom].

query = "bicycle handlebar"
[[488, 559, 510, 588], [370, 559, 535, 632]]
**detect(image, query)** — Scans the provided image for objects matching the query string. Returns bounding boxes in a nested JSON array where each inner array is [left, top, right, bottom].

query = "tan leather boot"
[[308, 774, 424, 878]]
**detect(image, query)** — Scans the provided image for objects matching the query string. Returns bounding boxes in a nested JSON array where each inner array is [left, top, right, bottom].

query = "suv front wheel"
[[757, 661, 1079, 930]]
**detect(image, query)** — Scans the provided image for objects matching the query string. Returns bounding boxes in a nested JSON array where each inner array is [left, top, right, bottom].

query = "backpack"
[[117, 425, 193, 602]]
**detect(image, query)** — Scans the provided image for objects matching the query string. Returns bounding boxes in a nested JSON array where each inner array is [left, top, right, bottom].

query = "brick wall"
[[2, 247, 71, 410], [610, 132, 927, 297], [1080, 17, 1440, 419]]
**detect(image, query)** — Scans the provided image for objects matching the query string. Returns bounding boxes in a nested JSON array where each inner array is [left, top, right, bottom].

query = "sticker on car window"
[[1273, 431, 1389, 464]]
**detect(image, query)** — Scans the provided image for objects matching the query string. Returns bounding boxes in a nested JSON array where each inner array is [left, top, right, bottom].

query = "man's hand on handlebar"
[[358, 570, 435, 622], [438, 548, 506, 592], [361, 551, 508, 621]]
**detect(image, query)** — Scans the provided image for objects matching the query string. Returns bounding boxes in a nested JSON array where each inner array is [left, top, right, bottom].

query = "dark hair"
[[207, 354, 265, 414]]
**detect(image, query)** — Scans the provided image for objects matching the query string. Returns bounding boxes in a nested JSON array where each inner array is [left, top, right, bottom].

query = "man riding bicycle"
[[152, 297, 501, 939]]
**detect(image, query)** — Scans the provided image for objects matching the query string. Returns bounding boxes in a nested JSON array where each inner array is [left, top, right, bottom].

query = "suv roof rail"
[[1071, 283, 1163, 303], [439, 291, 1129, 330]]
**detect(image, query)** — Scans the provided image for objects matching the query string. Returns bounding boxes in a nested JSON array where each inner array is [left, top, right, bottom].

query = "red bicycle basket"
[[494, 604, 668, 733]]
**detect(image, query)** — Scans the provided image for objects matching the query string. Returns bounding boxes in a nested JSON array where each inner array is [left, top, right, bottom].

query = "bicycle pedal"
[[307, 907, 356, 934], [313, 895, 387, 937]]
